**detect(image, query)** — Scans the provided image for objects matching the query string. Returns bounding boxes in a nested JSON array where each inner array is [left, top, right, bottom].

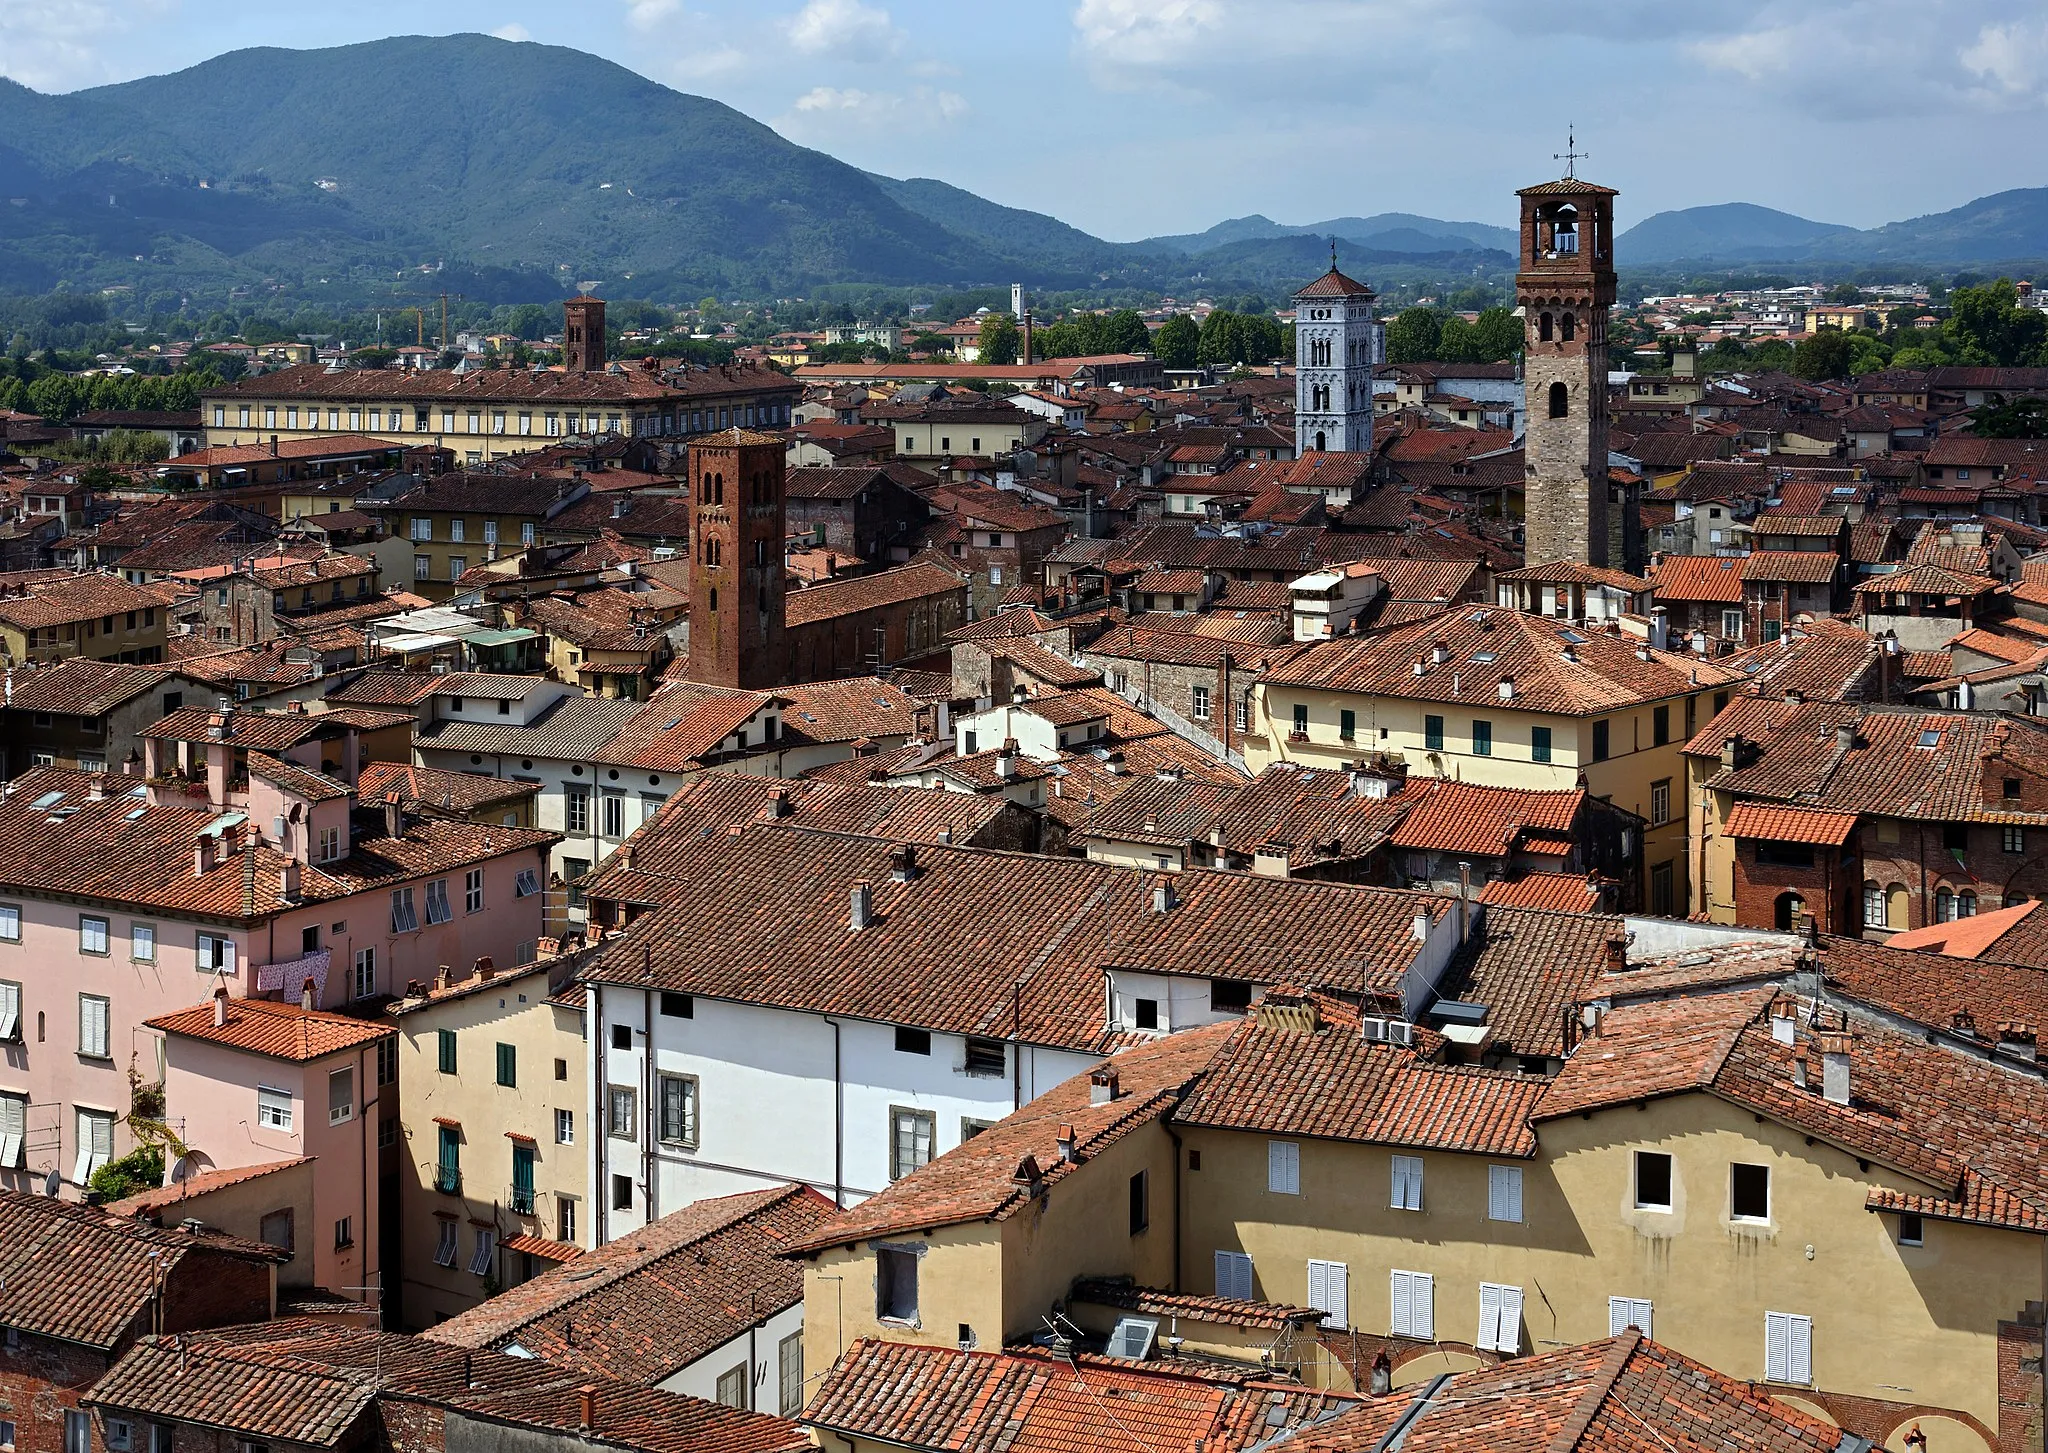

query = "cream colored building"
[[1249, 609, 1741, 916], [388, 956, 589, 1330]]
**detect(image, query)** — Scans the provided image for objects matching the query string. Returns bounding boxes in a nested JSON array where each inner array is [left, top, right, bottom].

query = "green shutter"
[[437, 1029, 457, 1075], [496, 1042, 516, 1088], [1425, 715, 1444, 751], [437, 1126, 461, 1193], [1532, 726, 1552, 763]]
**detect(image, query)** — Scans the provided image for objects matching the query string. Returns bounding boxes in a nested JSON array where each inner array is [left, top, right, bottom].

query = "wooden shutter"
[[1783, 1313, 1812, 1383], [1308, 1260, 1348, 1328], [1390, 1270, 1412, 1336], [1215, 1251, 1252, 1302], [1268, 1140, 1299, 1195], [1765, 1311, 1795, 1381], [1489, 1166, 1523, 1222], [1498, 1285, 1523, 1352], [1478, 1282, 1503, 1350], [1392, 1155, 1422, 1211], [1610, 1297, 1653, 1338], [1411, 1272, 1434, 1339]]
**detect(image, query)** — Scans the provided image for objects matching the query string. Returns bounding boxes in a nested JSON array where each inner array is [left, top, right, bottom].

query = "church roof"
[[1517, 177, 1619, 197], [1295, 268, 1376, 300]]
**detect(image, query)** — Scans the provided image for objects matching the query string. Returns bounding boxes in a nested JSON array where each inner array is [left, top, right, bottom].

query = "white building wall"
[[658, 1302, 807, 1418]]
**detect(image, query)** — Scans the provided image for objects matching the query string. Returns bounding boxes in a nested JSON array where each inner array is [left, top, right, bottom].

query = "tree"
[[1099, 308, 1151, 355], [1973, 397, 2048, 438], [1197, 310, 1245, 366], [976, 314, 1020, 366], [1154, 314, 1199, 368], [1945, 279, 2048, 367], [908, 331, 948, 355], [1385, 307, 1444, 364], [1791, 329, 1855, 381], [1437, 316, 1476, 363], [1825, 283, 1865, 305], [1469, 307, 1524, 363]]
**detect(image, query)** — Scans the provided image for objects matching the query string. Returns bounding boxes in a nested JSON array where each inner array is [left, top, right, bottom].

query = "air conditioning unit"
[[1385, 1021, 1415, 1047], [1361, 1017, 1387, 1043]]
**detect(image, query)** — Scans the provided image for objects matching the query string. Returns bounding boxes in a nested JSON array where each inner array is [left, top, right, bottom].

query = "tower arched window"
[[1315, 430, 1327, 452], [1548, 381, 1569, 419], [1561, 311, 1577, 342], [703, 537, 720, 567], [713, 472, 724, 505], [1538, 312, 1554, 343]]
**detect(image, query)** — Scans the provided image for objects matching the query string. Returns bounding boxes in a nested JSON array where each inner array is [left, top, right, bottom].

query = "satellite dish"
[[42, 1168, 61, 1197], [171, 1155, 193, 1184]]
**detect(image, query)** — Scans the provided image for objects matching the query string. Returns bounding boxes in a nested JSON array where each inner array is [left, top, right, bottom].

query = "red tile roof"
[[1649, 554, 1744, 603], [1883, 900, 2039, 958], [1476, 872, 1606, 913], [1388, 781, 1584, 857], [148, 995, 395, 1061], [1721, 802, 1858, 846]]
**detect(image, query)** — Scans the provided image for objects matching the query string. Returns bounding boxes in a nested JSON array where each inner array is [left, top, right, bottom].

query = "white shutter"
[[1390, 1270, 1412, 1336], [1782, 1313, 1812, 1383], [1391, 1270, 1433, 1339], [221, 938, 236, 974], [1498, 1285, 1523, 1353], [1308, 1259, 1348, 1327], [1268, 1140, 1300, 1195], [1478, 1282, 1503, 1350], [1488, 1166, 1523, 1223], [1391, 1154, 1422, 1211], [1214, 1251, 1253, 1301], [0, 982, 17, 1040], [0, 1093, 22, 1170], [1765, 1311, 1792, 1381], [1610, 1297, 1653, 1339]]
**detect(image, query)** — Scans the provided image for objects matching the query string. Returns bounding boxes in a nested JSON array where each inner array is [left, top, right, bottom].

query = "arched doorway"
[[1775, 891, 1805, 931]]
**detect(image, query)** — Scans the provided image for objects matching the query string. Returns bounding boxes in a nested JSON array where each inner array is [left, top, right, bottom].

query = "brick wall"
[[0, 1335, 110, 1453], [1729, 838, 1853, 933], [1862, 819, 2048, 931], [160, 1249, 275, 1333]]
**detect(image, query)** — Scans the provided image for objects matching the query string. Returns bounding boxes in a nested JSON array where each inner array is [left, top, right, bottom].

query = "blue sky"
[[5, 0, 2047, 240]]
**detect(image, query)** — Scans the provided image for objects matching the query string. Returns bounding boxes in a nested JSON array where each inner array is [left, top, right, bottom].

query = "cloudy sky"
[[4, 0, 2046, 240]]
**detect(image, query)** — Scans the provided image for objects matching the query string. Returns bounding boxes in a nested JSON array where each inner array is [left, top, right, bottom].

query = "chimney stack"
[[1792, 1050, 1810, 1091], [212, 986, 229, 1028], [476, 956, 495, 982], [384, 791, 402, 840], [765, 786, 792, 818], [300, 977, 316, 1012], [1152, 879, 1176, 914], [1603, 934, 1627, 972], [1835, 722, 1857, 752], [577, 1386, 597, 1432], [850, 881, 874, 931], [890, 845, 918, 882], [1818, 1033, 1852, 1105], [1055, 1123, 1080, 1164], [279, 859, 301, 902], [1089, 1068, 1121, 1104]]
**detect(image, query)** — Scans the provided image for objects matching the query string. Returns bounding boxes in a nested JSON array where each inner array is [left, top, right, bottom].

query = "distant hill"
[[1618, 192, 2048, 267], [862, 173, 1154, 283], [1617, 204, 1864, 265], [1180, 232, 1516, 293], [1858, 188, 2048, 263], [1146, 212, 1518, 257]]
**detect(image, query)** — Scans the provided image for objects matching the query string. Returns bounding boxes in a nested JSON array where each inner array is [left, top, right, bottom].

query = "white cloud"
[[783, 0, 901, 61], [0, 0, 142, 91], [490, 22, 533, 42], [624, 0, 681, 32], [780, 83, 967, 138], [1960, 18, 2048, 102], [793, 85, 887, 113]]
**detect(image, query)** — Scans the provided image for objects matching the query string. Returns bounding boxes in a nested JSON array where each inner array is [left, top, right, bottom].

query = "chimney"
[[212, 986, 229, 1028], [195, 836, 215, 877], [1720, 736, 1742, 771], [995, 740, 1017, 779], [279, 859, 301, 902], [435, 964, 452, 991], [1412, 909, 1431, 942], [850, 881, 874, 931], [1055, 1122, 1081, 1164], [1818, 1033, 1852, 1105], [577, 1386, 597, 1432], [1430, 640, 1450, 665], [764, 787, 792, 818], [1602, 934, 1628, 972], [1498, 676, 1515, 701], [890, 844, 918, 882], [384, 791, 402, 840], [1835, 722, 1857, 752], [87, 776, 105, 801], [1152, 879, 1176, 914], [300, 977, 315, 1012], [476, 955, 495, 981], [1089, 1068, 1121, 1104]]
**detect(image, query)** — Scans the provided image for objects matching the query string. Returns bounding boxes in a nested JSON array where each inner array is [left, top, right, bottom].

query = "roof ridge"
[[1542, 1329, 1641, 1453]]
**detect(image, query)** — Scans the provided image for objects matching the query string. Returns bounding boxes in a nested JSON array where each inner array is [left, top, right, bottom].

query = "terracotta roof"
[[804, 1339, 1356, 1452], [425, 1185, 834, 1383], [211, 360, 794, 406], [1210, 765, 1420, 867], [0, 572, 168, 628], [414, 694, 642, 760], [1650, 554, 1744, 603], [0, 1191, 284, 1350], [107, 1157, 311, 1216], [1294, 267, 1376, 300], [1721, 802, 1858, 846], [783, 559, 966, 628], [149, 995, 395, 1061], [1882, 900, 2040, 958], [1066, 1279, 1321, 1331], [1077, 776, 1242, 846], [165, 434, 402, 469], [1738, 550, 1839, 585], [0, 658, 180, 716], [1431, 905, 1626, 1060], [1388, 781, 1584, 858], [1851, 561, 2000, 597], [595, 690, 771, 772], [777, 676, 924, 745], [1476, 871, 1607, 913], [355, 761, 541, 813]]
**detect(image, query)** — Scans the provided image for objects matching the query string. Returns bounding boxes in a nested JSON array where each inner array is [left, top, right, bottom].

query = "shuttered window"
[[1764, 1311, 1812, 1384], [1267, 1140, 1300, 1195], [1488, 1165, 1523, 1223], [1389, 1269, 1433, 1339], [1609, 1297, 1654, 1339], [1307, 1259, 1349, 1328], [1390, 1154, 1423, 1211], [1214, 1250, 1254, 1301], [1478, 1283, 1524, 1352], [0, 1092, 25, 1169]]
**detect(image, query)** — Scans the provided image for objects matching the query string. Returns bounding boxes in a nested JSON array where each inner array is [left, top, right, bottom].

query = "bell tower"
[[1516, 168, 1621, 568], [563, 295, 606, 375], [1292, 250, 1380, 457], [685, 429, 788, 689]]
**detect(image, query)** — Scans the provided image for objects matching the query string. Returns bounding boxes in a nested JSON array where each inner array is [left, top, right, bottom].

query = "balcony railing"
[[435, 1166, 462, 1195], [507, 1184, 535, 1216]]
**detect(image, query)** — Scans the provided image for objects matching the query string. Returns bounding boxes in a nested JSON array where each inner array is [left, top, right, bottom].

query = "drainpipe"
[[640, 987, 655, 1223], [821, 1014, 845, 1208], [592, 981, 607, 1245], [1012, 980, 1023, 1112]]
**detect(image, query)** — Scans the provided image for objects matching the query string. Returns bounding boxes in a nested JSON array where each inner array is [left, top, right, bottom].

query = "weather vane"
[[1555, 125, 1586, 180], [1329, 236, 1338, 271]]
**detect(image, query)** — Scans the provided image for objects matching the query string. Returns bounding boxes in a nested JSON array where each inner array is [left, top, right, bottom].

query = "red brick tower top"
[[563, 296, 606, 375], [685, 429, 789, 689]]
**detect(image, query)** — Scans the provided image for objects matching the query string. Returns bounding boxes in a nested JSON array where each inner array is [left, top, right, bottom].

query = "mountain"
[[862, 174, 1150, 282], [1616, 204, 1863, 265], [1145, 212, 1518, 257], [0, 34, 1036, 299], [1857, 189, 2048, 263]]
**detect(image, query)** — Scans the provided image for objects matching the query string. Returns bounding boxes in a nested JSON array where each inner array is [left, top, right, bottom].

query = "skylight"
[[1916, 729, 1941, 748], [30, 791, 64, 810]]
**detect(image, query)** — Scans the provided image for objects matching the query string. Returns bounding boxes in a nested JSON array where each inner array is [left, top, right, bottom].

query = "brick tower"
[[1516, 172, 1622, 568], [563, 295, 606, 374], [686, 429, 788, 689]]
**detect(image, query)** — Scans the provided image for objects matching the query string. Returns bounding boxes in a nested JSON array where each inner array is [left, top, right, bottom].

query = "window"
[[964, 1037, 1005, 1076], [327, 1067, 354, 1126], [80, 915, 109, 955], [1863, 881, 1886, 927], [612, 1173, 633, 1210], [1214, 1249, 1254, 1301], [1211, 979, 1253, 1013], [515, 868, 541, 897], [436, 1126, 461, 1193], [511, 1142, 536, 1213], [1292, 704, 1309, 736], [600, 792, 625, 839], [259, 1208, 294, 1257], [961, 1117, 995, 1140], [378, 1037, 396, 1086], [1757, 840, 1814, 869], [1722, 608, 1743, 639], [1129, 1170, 1149, 1234], [1635, 1150, 1673, 1210], [0, 980, 17, 1042], [196, 932, 236, 974], [0, 904, 17, 941], [1731, 1162, 1770, 1221], [1267, 1139, 1300, 1195], [558, 1195, 578, 1243], [1235, 696, 1250, 732], [1471, 719, 1492, 756], [878, 1246, 919, 1322], [1307, 1259, 1349, 1327], [131, 923, 156, 962], [556, 1108, 574, 1145], [1424, 714, 1444, 751], [1958, 889, 1978, 917], [1389, 1269, 1434, 1338], [1548, 381, 1569, 418], [495, 1043, 517, 1087], [468, 1226, 495, 1276], [894, 1026, 932, 1056], [1488, 1165, 1523, 1223], [464, 869, 484, 913], [2005, 826, 2026, 855], [715, 1365, 749, 1411], [778, 1331, 804, 1417], [74, 1108, 112, 1185], [609, 1085, 637, 1139], [1609, 1297, 1654, 1339], [1653, 704, 1670, 746], [79, 993, 109, 1058], [1391, 1153, 1423, 1210], [1190, 684, 1210, 721], [352, 948, 376, 1001], [333, 1216, 354, 1249], [1898, 1213, 1924, 1246], [658, 1073, 698, 1146], [1651, 779, 1672, 827], [611, 1023, 632, 1050], [410, 517, 432, 542], [891, 1108, 935, 1180], [437, 1028, 457, 1075], [562, 786, 586, 833], [257, 1085, 293, 1132], [1478, 1283, 1524, 1353], [447, 556, 466, 580], [1531, 725, 1551, 762], [390, 888, 418, 934], [0, 1092, 20, 1169], [660, 991, 693, 1019], [434, 1218, 459, 1266], [414, 555, 433, 582], [1592, 719, 1610, 761], [1763, 1311, 1813, 1384], [1935, 887, 1956, 922]]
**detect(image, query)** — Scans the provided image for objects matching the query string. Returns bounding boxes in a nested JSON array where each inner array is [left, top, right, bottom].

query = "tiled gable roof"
[[1077, 776, 1241, 846], [148, 995, 395, 1061], [1209, 765, 1421, 867], [1721, 802, 1858, 846], [0, 659, 178, 716], [1432, 906, 1625, 1060], [0, 572, 168, 628], [1387, 781, 1584, 857], [783, 559, 967, 627], [1650, 554, 1745, 603]]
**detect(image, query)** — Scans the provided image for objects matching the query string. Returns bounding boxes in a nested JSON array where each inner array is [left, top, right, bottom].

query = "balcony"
[[435, 1166, 462, 1195], [507, 1184, 536, 1216]]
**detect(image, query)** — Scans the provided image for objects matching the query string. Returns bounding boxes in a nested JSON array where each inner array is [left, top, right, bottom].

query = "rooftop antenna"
[[1329, 237, 1338, 272], [1555, 125, 1587, 180]]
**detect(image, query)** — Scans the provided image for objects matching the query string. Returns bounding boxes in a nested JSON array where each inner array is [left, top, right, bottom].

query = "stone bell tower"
[[1516, 171, 1622, 568], [563, 295, 606, 375], [1292, 249, 1380, 457], [686, 429, 788, 689]]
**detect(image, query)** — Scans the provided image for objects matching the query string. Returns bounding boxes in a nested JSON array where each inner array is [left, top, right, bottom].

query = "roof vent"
[[1152, 880, 1176, 914], [1089, 1068, 1121, 1104], [890, 845, 919, 882], [1055, 1123, 1082, 1164]]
